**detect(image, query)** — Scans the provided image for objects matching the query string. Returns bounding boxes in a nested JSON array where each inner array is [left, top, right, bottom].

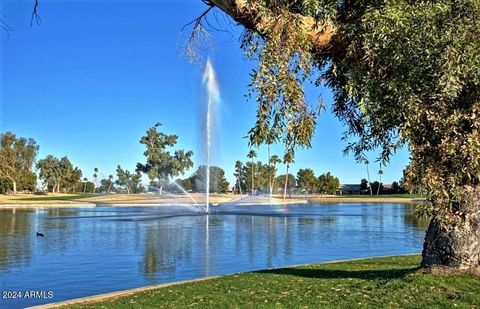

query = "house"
[[337, 184, 362, 195]]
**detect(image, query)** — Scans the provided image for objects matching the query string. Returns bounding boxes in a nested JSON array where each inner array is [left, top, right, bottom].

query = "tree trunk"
[[251, 159, 255, 195], [159, 184, 163, 195], [366, 164, 373, 195], [108, 183, 112, 193], [83, 183, 86, 193], [12, 181, 17, 195], [283, 165, 289, 201], [422, 214, 480, 269]]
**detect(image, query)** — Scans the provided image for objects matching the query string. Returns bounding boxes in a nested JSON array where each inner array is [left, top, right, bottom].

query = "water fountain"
[[202, 58, 220, 213]]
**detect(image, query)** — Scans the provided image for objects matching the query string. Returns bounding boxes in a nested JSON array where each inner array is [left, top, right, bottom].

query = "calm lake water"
[[0, 203, 427, 308]]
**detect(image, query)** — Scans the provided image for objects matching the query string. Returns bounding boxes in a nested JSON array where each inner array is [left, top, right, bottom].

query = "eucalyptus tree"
[[282, 151, 294, 200], [36, 155, 78, 194], [246, 150, 257, 194], [116, 165, 142, 195], [0, 132, 39, 194], [198, 0, 480, 268], [136, 123, 193, 194]]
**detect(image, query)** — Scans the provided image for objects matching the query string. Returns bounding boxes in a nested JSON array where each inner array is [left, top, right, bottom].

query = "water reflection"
[[0, 203, 426, 309]]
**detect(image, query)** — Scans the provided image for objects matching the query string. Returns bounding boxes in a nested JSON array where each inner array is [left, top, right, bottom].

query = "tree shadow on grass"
[[257, 266, 421, 280]]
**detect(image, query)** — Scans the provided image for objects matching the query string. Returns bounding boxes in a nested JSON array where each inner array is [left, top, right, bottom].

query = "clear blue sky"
[[0, 0, 409, 186]]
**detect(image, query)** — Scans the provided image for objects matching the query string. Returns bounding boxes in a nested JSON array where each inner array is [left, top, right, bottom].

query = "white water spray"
[[202, 58, 220, 213]]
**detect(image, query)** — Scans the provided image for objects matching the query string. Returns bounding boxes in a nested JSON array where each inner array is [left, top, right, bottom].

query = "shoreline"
[[27, 253, 420, 309], [0, 193, 425, 208]]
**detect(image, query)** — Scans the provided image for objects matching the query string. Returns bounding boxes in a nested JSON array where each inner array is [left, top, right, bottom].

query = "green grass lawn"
[[67, 255, 479, 308]]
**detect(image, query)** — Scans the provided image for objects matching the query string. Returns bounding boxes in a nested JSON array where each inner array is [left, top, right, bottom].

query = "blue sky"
[[0, 0, 409, 186]]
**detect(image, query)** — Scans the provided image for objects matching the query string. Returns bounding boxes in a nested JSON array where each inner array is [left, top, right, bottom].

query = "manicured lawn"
[[67, 255, 479, 308]]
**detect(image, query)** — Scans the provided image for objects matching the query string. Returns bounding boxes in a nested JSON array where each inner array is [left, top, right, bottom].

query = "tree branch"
[[207, 0, 335, 52]]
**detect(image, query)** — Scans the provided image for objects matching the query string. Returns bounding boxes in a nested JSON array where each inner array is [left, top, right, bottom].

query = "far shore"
[[0, 193, 425, 208]]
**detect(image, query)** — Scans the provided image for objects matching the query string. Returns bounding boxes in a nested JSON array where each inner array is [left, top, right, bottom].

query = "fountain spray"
[[202, 58, 220, 213]]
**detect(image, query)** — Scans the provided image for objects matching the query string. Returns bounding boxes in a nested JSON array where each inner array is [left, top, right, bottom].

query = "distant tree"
[[116, 165, 142, 195], [318, 172, 340, 195], [108, 175, 114, 193], [392, 181, 401, 194], [0, 171, 36, 194], [179, 178, 193, 192], [82, 177, 88, 193], [93, 167, 99, 193], [37, 156, 79, 194], [360, 178, 369, 195], [99, 177, 116, 193], [365, 159, 373, 196], [190, 165, 229, 193], [233, 160, 246, 194], [247, 150, 257, 194], [275, 174, 295, 193], [136, 123, 193, 194], [268, 155, 281, 197], [0, 132, 39, 194], [282, 151, 294, 200], [371, 181, 384, 195], [377, 168, 384, 196], [297, 168, 317, 194]]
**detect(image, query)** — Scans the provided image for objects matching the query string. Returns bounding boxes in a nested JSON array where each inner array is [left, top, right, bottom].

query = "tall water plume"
[[202, 58, 220, 213]]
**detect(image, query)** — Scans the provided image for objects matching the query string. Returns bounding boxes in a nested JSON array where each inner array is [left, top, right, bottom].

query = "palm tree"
[[83, 177, 88, 193], [234, 161, 243, 195], [269, 155, 281, 198], [282, 151, 294, 201], [247, 150, 257, 195], [93, 167, 99, 193], [108, 174, 114, 193], [377, 168, 384, 196], [365, 160, 373, 195]]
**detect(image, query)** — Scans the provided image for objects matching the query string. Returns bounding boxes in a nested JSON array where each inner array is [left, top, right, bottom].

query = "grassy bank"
[[63, 255, 479, 308], [0, 193, 423, 206]]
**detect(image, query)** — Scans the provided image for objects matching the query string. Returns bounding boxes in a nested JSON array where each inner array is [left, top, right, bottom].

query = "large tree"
[[318, 172, 340, 195], [116, 165, 143, 195], [189, 165, 230, 193], [297, 168, 318, 194], [201, 0, 480, 269], [0, 132, 39, 194], [37, 155, 80, 193], [136, 123, 194, 194]]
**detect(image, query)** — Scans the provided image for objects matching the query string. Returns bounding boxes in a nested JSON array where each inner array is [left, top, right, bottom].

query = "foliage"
[[67, 255, 480, 308], [189, 165, 229, 193], [210, 0, 480, 227], [116, 165, 143, 194], [0, 132, 39, 194], [0, 171, 36, 194], [318, 172, 340, 194], [36, 155, 81, 193], [136, 123, 193, 194], [370, 181, 384, 195], [296, 168, 317, 193], [274, 173, 295, 191], [360, 178, 369, 194]]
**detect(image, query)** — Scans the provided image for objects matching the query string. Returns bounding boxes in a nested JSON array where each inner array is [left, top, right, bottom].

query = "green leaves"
[[137, 123, 194, 184]]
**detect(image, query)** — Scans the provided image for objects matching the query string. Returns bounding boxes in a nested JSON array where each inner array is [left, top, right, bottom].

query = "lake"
[[0, 203, 427, 308]]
